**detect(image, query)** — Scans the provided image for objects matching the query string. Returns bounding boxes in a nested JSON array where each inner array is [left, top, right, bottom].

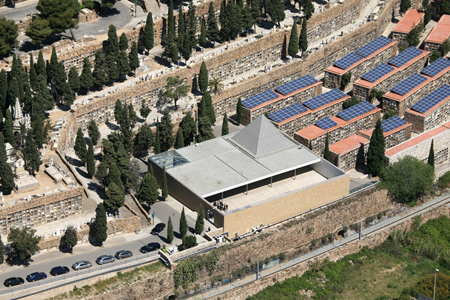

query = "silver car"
[[96, 255, 116, 265], [72, 261, 92, 270]]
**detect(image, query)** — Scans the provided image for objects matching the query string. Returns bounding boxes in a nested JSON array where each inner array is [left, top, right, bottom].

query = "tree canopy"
[[140, 172, 159, 206], [0, 17, 18, 57], [36, 0, 79, 40], [92, 203, 107, 245], [367, 119, 385, 177], [8, 227, 40, 264], [26, 16, 52, 45]]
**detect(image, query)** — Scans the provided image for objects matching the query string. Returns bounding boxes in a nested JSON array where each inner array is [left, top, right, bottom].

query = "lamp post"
[[434, 269, 439, 300]]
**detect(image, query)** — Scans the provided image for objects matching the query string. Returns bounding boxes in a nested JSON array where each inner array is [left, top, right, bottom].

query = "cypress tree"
[[22, 80, 32, 112], [7, 77, 20, 109], [23, 132, 42, 176], [159, 108, 175, 152], [31, 113, 45, 149], [180, 113, 196, 146], [95, 160, 108, 188], [49, 46, 58, 83], [195, 206, 204, 234], [299, 19, 308, 56], [106, 25, 119, 58], [237, 0, 244, 9], [68, 66, 80, 94], [140, 172, 159, 206], [92, 51, 108, 88], [288, 22, 299, 57], [87, 140, 96, 178], [88, 120, 100, 145], [54, 61, 67, 96], [199, 62, 209, 93], [106, 53, 119, 82], [119, 32, 128, 51], [105, 182, 125, 210], [118, 50, 131, 79], [37, 50, 47, 83], [29, 53, 37, 91], [175, 127, 184, 149], [74, 128, 87, 164], [167, 216, 174, 243], [0, 236, 4, 264], [206, 2, 220, 43], [161, 165, 168, 200], [3, 109, 14, 145], [154, 129, 161, 154], [143, 12, 154, 53], [203, 91, 216, 124], [428, 139, 435, 169], [107, 161, 122, 187], [0, 133, 14, 194], [236, 98, 242, 125], [198, 116, 214, 142], [309, 141, 313, 150], [323, 133, 330, 161], [148, 160, 153, 175], [168, 0, 175, 37], [79, 57, 94, 92], [129, 42, 139, 75], [221, 113, 229, 136], [199, 18, 207, 47], [187, 3, 197, 51], [0, 69, 7, 109], [92, 203, 107, 245], [179, 207, 187, 239], [367, 119, 385, 176]]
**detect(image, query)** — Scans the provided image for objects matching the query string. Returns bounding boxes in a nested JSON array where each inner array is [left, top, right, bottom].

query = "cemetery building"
[[358, 116, 412, 148], [391, 9, 425, 44], [424, 15, 450, 52]]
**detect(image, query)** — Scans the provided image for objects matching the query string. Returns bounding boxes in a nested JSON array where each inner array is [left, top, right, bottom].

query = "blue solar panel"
[[315, 117, 338, 130], [361, 64, 395, 83], [388, 46, 422, 68], [242, 90, 280, 109], [411, 84, 450, 114], [382, 115, 407, 132], [355, 35, 393, 58], [333, 52, 364, 70], [421, 57, 450, 77], [391, 73, 428, 96], [303, 89, 347, 110], [275, 75, 318, 96], [337, 101, 376, 121], [269, 103, 308, 123]]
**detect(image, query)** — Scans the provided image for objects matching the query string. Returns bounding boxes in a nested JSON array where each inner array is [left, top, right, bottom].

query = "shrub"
[[438, 171, 450, 189], [182, 236, 197, 250], [365, 216, 375, 224]]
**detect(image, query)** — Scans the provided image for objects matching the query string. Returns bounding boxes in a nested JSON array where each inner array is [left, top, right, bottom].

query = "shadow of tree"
[[75, 167, 90, 179], [87, 181, 105, 199], [67, 156, 85, 167], [106, 122, 120, 131]]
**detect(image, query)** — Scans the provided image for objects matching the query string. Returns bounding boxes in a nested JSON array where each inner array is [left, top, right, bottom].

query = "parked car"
[[140, 242, 161, 253], [50, 266, 70, 276], [3, 277, 24, 287], [96, 255, 116, 265], [115, 250, 133, 259], [72, 261, 93, 270], [26, 272, 47, 282], [151, 223, 166, 235]]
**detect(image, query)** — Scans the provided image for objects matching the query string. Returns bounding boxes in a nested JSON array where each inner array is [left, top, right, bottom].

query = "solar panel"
[[303, 89, 347, 110], [411, 84, 450, 114], [388, 46, 422, 68], [333, 52, 364, 70], [269, 103, 308, 123], [315, 117, 338, 130], [421, 57, 450, 77], [337, 101, 376, 121], [361, 64, 395, 83], [391, 73, 428, 96], [275, 75, 318, 96], [382, 115, 407, 132], [242, 90, 280, 109], [355, 35, 393, 58]]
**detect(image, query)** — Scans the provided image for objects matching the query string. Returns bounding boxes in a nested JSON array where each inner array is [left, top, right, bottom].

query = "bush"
[[365, 216, 375, 224], [438, 171, 450, 189], [383, 109, 397, 120], [82, 0, 101, 10], [343, 97, 359, 109], [182, 236, 197, 250]]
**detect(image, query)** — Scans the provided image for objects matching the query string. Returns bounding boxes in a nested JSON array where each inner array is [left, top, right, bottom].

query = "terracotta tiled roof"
[[425, 15, 450, 44], [393, 9, 425, 34], [329, 134, 369, 155]]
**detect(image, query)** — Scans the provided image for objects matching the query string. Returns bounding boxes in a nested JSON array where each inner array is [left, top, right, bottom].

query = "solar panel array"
[[269, 103, 308, 123], [242, 90, 280, 109], [275, 75, 318, 96], [333, 52, 364, 70], [391, 73, 428, 96], [361, 63, 395, 83], [411, 84, 450, 114], [421, 57, 450, 77], [337, 101, 376, 121], [355, 36, 393, 58], [315, 117, 338, 130], [382, 115, 407, 132], [388, 46, 422, 68], [303, 89, 347, 110]]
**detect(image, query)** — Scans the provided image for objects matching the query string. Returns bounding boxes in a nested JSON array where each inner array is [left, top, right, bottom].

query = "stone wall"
[[405, 99, 450, 133]]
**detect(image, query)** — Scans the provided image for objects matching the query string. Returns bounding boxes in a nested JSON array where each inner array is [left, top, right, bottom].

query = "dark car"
[[50, 266, 70, 276], [26, 272, 47, 282], [4, 277, 24, 287], [140, 242, 161, 253], [72, 261, 93, 270], [96, 255, 116, 265], [151, 223, 166, 235], [115, 250, 133, 259]]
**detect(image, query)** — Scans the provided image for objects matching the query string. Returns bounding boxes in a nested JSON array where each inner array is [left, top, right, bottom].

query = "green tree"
[[383, 109, 397, 120], [0, 17, 18, 57], [7, 77, 20, 110], [236, 98, 243, 125], [154, 128, 161, 154], [200, 91, 216, 124], [199, 62, 209, 93], [119, 32, 128, 51], [133, 124, 154, 158], [222, 113, 229, 136], [159, 109, 175, 152], [380, 156, 434, 204], [0, 237, 4, 264], [3, 109, 14, 145], [199, 18, 207, 47], [139, 99, 151, 119], [74, 128, 87, 164], [208, 77, 223, 95], [37, 50, 47, 84], [206, 2, 220, 43], [367, 119, 385, 177], [49, 46, 58, 84], [92, 203, 107, 245], [406, 22, 424, 47], [162, 76, 190, 110], [400, 0, 411, 14], [299, 19, 308, 56], [106, 24, 119, 58], [197, 116, 215, 142], [67, 66, 80, 95], [129, 41, 139, 75], [323, 133, 330, 161], [0, 69, 7, 109], [95, 160, 108, 187], [241, 4, 254, 33], [267, 0, 285, 26], [161, 165, 168, 200], [175, 127, 184, 149], [300, 0, 315, 20], [288, 22, 299, 57], [117, 50, 131, 80], [423, 0, 432, 25], [428, 139, 435, 169], [369, 89, 384, 103], [180, 207, 187, 239], [61, 226, 78, 253], [107, 161, 122, 188], [195, 207, 204, 234], [167, 216, 174, 243], [128, 104, 138, 127], [7, 227, 40, 263], [143, 12, 154, 53], [180, 113, 196, 146], [79, 57, 94, 92], [86, 121, 100, 147], [29, 53, 37, 91], [114, 100, 124, 125], [140, 172, 159, 206], [341, 72, 352, 90], [26, 16, 52, 46], [92, 51, 108, 88], [343, 97, 360, 109], [87, 140, 96, 177], [440, 39, 450, 56], [0, 133, 14, 194], [106, 53, 119, 82], [54, 61, 67, 97], [182, 235, 197, 250], [105, 182, 125, 210], [36, 0, 79, 40]]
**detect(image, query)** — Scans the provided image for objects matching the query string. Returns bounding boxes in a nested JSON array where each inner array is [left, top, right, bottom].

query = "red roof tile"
[[329, 134, 369, 154], [425, 15, 450, 44], [393, 9, 425, 34]]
